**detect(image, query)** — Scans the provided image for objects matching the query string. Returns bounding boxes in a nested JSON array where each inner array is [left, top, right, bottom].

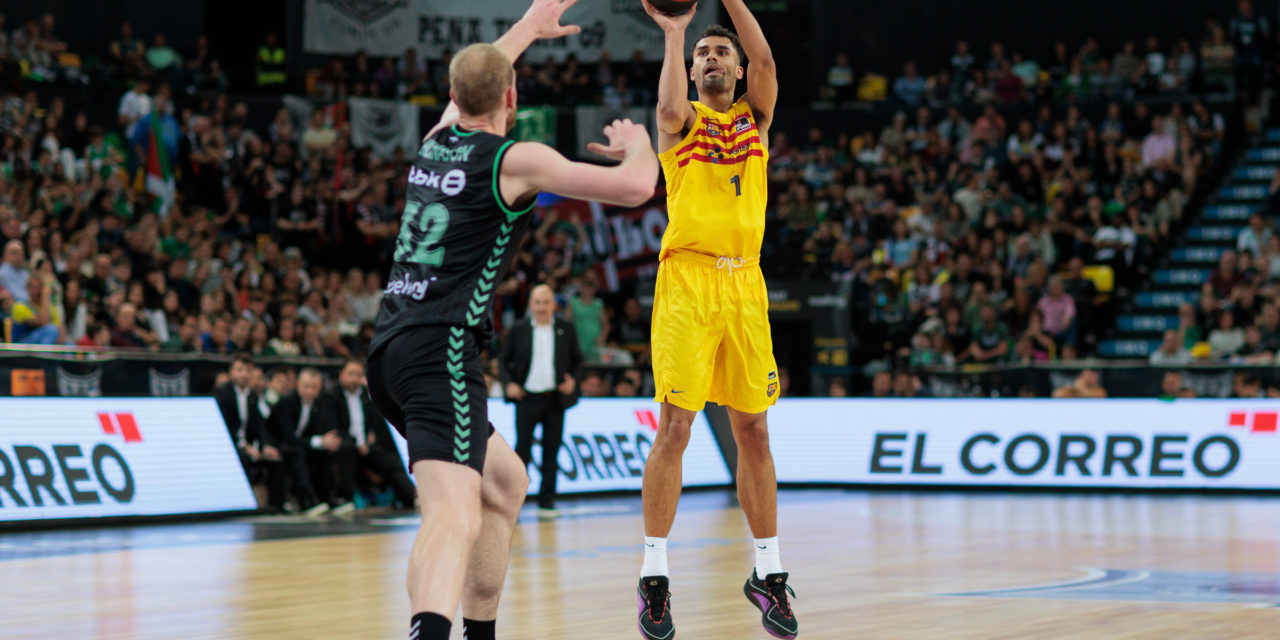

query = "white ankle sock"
[[754, 537, 782, 579], [641, 536, 668, 578]]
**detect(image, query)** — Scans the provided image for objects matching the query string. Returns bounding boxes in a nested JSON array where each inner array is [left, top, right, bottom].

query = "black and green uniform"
[[368, 124, 535, 473]]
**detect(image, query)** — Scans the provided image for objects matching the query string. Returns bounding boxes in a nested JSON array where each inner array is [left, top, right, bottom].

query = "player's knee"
[[421, 493, 484, 542], [733, 418, 770, 454], [656, 418, 693, 450], [483, 471, 528, 522]]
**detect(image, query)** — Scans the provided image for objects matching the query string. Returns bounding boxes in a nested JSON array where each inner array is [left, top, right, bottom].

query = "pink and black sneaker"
[[744, 571, 798, 639], [637, 576, 675, 639]]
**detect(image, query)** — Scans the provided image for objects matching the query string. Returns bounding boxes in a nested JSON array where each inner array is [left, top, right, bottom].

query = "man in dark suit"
[[328, 359, 417, 509], [213, 352, 285, 511], [499, 284, 583, 513], [267, 367, 330, 515]]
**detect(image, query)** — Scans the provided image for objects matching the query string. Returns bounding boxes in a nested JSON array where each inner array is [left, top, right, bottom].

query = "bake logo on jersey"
[[408, 166, 466, 196], [733, 115, 752, 133]]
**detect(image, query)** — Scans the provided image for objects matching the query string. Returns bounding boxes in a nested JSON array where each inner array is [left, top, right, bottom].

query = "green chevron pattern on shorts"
[[447, 327, 471, 463]]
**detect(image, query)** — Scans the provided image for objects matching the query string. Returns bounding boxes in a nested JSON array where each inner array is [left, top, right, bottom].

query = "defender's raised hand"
[[518, 0, 582, 40], [587, 119, 652, 161]]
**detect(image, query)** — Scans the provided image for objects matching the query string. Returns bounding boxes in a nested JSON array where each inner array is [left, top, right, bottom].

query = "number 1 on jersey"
[[395, 201, 449, 266], [730, 174, 742, 197]]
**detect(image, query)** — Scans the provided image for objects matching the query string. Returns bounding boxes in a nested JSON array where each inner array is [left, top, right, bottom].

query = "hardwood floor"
[[1, 490, 1278, 639]]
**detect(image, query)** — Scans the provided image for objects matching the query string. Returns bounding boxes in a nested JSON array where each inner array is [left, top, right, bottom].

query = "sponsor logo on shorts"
[[768, 371, 777, 380]]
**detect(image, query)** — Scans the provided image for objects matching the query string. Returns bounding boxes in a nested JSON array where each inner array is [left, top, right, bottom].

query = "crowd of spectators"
[[0, 6, 1272, 400], [823, 2, 1271, 107]]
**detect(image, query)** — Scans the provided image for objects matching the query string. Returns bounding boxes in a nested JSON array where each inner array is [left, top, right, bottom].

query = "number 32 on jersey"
[[395, 201, 449, 266]]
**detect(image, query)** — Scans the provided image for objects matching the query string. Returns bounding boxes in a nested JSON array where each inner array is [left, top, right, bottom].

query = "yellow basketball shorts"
[[651, 250, 779, 414]]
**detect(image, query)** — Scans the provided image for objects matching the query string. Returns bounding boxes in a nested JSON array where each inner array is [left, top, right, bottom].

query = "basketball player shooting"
[[637, 0, 796, 638], [364, 2, 658, 639]]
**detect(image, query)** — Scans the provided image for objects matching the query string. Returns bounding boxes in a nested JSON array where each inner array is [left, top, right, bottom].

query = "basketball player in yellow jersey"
[[636, 1, 797, 639]]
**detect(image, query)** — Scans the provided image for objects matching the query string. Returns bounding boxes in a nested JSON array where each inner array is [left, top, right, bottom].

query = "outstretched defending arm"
[[427, 0, 582, 138], [643, 0, 699, 152], [501, 119, 659, 208], [720, 0, 777, 132]]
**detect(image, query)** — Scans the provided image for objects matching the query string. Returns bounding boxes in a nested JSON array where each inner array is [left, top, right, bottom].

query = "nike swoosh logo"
[[670, 390, 684, 394], [646, 544, 656, 548], [756, 545, 767, 549]]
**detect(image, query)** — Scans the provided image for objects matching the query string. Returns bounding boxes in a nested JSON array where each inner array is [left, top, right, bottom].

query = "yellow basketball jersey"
[[658, 100, 769, 261]]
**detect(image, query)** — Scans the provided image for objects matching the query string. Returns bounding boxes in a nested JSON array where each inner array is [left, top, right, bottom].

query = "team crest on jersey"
[[734, 116, 751, 133], [705, 122, 722, 137]]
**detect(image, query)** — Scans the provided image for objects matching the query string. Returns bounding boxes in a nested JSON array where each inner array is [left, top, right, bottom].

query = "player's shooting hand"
[[519, 0, 582, 40], [641, 0, 697, 32], [588, 119, 650, 160], [245, 444, 261, 462], [261, 445, 281, 461]]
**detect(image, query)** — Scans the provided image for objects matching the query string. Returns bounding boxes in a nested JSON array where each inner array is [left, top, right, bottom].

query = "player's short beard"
[[701, 73, 728, 92]]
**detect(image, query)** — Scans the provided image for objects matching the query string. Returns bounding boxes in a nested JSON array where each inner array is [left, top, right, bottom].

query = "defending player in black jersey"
[[365, 2, 659, 639]]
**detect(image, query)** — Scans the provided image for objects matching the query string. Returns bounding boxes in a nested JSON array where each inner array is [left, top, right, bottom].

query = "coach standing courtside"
[[500, 284, 583, 514]]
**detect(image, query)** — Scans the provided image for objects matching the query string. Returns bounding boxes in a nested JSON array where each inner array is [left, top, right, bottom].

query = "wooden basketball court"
[[1, 489, 1278, 639]]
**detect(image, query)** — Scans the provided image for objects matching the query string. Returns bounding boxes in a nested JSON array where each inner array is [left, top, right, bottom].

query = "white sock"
[[754, 537, 782, 579], [641, 536, 668, 578]]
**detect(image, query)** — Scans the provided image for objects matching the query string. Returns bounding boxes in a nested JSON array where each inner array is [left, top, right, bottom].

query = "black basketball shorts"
[[367, 325, 495, 474]]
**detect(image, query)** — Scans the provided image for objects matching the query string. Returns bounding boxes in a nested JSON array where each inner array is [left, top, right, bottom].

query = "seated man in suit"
[[329, 359, 417, 509], [499, 284, 583, 513], [213, 353, 285, 511], [267, 367, 330, 515]]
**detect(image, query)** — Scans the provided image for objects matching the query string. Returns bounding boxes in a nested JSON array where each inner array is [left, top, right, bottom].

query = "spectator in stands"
[[825, 53, 854, 103], [567, 278, 606, 363], [1208, 309, 1246, 358], [116, 77, 151, 140], [1052, 369, 1107, 398], [1238, 213, 1274, 254], [1150, 329, 1192, 365], [969, 304, 1011, 363], [109, 302, 155, 348], [1037, 278, 1077, 347], [870, 371, 893, 397], [893, 61, 927, 107], [1209, 250, 1242, 299], [146, 33, 182, 78], [0, 239, 29, 303], [1158, 371, 1195, 400], [108, 22, 146, 74]]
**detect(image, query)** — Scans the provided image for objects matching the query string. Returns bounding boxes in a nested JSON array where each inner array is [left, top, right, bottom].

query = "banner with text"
[[349, 97, 421, 159], [391, 398, 731, 494], [0, 398, 258, 524], [768, 399, 1280, 490], [304, 0, 716, 62]]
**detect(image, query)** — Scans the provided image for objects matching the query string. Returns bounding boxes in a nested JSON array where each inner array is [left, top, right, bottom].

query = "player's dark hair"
[[695, 25, 746, 66]]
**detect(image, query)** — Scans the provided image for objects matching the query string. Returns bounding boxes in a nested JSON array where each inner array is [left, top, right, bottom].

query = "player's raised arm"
[[643, 0, 698, 148], [501, 119, 659, 207], [427, 0, 582, 139], [720, 0, 777, 129]]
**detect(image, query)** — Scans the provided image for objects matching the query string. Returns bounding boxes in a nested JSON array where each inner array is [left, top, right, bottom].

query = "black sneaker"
[[744, 571, 798, 639], [637, 576, 675, 639]]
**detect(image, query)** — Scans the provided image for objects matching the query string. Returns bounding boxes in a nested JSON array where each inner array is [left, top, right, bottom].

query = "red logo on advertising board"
[[1228, 412, 1277, 434], [97, 412, 144, 443], [635, 409, 659, 432]]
